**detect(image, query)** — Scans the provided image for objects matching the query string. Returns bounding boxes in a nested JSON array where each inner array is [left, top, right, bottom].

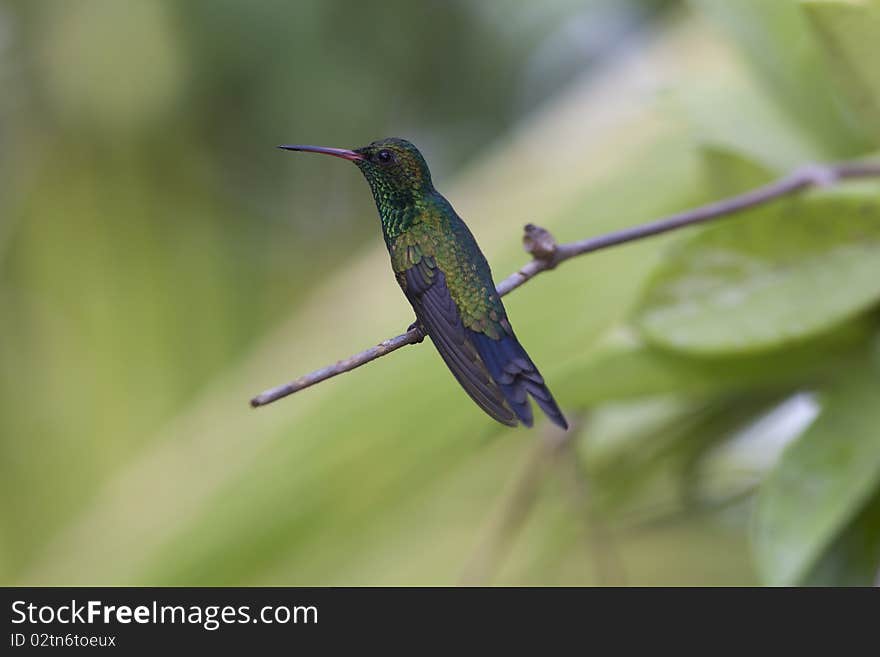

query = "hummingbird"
[[279, 138, 568, 430]]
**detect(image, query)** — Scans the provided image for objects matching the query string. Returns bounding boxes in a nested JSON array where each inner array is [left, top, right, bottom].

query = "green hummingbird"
[[279, 138, 567, 429]]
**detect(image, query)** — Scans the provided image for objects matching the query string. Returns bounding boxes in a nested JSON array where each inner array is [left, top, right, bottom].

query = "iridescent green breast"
[[386, 195, 507, 340]]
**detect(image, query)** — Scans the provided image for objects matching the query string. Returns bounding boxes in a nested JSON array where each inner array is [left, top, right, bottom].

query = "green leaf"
[[802, 0, 880, 144], [690, 0, 868, 155], [753, 357, 880, 585], [563, 321, 869, 405], [585, 396, 779, 517], [677, 82, 827, 175], [634, 187, 880, 355], [699, 145, 777, 198], [801, 486, 880, 586]]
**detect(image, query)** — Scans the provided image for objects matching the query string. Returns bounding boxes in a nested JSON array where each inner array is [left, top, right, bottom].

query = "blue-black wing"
[[400, 256, 567, 430], [401, 258, 518, 426]]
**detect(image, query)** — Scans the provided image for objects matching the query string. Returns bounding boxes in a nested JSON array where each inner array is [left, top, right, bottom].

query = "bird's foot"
[[407, 320, 426, 343]]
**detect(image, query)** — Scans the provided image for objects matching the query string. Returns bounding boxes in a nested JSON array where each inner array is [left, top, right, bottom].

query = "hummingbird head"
[[278, 138, 434, 215]]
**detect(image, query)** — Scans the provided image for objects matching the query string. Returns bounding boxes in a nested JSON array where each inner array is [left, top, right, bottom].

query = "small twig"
[[459, 420, 577, 586], [250, 160, 880, 408], [559, 435, 628, 586]]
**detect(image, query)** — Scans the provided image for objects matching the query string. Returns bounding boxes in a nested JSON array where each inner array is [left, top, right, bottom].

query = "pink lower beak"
[[277, 144, 364, 161]]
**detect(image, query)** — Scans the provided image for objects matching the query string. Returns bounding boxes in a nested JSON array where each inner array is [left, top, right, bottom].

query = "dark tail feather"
[[471, 332, 568, 430]]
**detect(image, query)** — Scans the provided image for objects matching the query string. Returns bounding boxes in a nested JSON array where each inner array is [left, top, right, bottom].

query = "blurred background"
[[2, 0, 879, 586]]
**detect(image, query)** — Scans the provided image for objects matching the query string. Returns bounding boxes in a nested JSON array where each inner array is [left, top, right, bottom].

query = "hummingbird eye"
[[376, 149, 393, 164]]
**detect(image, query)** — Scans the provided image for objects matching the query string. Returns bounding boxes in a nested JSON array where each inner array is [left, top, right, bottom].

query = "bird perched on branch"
[[279, 138, 567, 429]]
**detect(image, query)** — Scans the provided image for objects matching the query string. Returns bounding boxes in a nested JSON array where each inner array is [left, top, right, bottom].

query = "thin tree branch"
[[459, 419, 577, 586], [558, 430, 628, 586], [250, 160, 880, 408]]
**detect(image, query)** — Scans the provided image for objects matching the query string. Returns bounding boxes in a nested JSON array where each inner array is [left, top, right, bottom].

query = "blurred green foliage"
[[1, 0, 878, 586]]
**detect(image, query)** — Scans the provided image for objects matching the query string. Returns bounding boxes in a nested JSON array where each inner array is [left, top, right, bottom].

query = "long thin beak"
[[277, 144, 364, 161]]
